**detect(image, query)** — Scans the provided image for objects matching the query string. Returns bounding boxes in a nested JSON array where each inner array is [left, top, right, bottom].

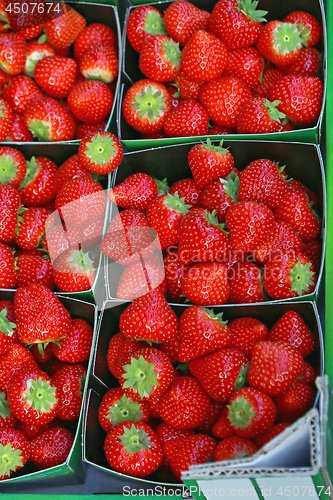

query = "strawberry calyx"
[[28, 119, 52, 142], [142, 10, 167, 37], [204, 308, 228, 326], [106, 393, 144, 425], [206, 210, 228, 232], [154, 177, 169, 195], [176, 362, 190, 374], [234, 363, 249, 392], [166, 192, 191, 215], [0, 154, 20, 185], [264, 100, 287, 123], [118, 423, 152, 453], [15, 207, 28, 236], [0, 442, 24, 478], [83, 133, 118, 168], [0, 392, 12, 421], [38, 33, 48, 44], [202, 138, 229, 156], [0, 308, 16, 336], [220, 171, 239, 202], [19, 157, 40, 188], [236, 0, 267, 23], [296, 23, 311, 47], [273, 23, 304, 54], [25, 376, 58, 413], [68, 249, 95, 273], [132, 86, 168, 122], [289, 260, 316, 295], [0, 104, 6, 118], [122, 355, 159, 399], [162, 38, 181, 68], [226, 395, 255, 429]]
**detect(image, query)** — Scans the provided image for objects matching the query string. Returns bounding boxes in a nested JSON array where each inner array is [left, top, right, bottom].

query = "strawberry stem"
[[83, 133, 119, 167], [25, 377, 58, 413], [118, 423, 152, 454], [166, 192, 191, 215], [227, 395, 255, 429], [0, 309, 16, 336], [121, 355, 159, 399], [236, 0, 267, 23], [0, 392, 12, 421], [132, 86, 168, 122], [289, 260, 316, 295], [106, 393, 144, 426], [0, 442, 25, 478]]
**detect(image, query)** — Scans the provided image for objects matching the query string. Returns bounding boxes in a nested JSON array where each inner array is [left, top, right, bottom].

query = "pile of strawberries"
[[99, 301, 318, 480], [122, 0, 324, 137], [0, 283, 94, 479], [102, 140, 322, 305], [0, 1, 118, 142]]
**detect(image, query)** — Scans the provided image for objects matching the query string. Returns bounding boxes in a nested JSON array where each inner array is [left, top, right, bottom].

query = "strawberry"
[[226, 387, 276, 439], [163, 434, 216, 479], [164, 1, 210, 47], [24, 96, 76, 141], [108, 173, 158, 212], [168, 178, 201, 207], [198, 174, 238, 223], [52, 248, 95, 292], [0, 428, 30, 479], [7, 366, 59, 425], [3, 75, 43, 115], [188, 139, 234, 189], [287, 179, 318, 207], [34, 56, 77, 99], [228, 317, 268, 358], [228, 261, 265, 304], [199, 77, 253, 128], [252, 220, 303, 265], [0, 301, 17, 355], [189, 348, 249, 401], [283, 11, 321, 48], [53, 154, 92, 192], [237, 97, 288, 134], [0, 243, 16, 288], [0, 343, 38, 392], [269, 75, 323, 126], [196, 399, 224, 435], [158, 323, 181, 364], [208, 0, 267, 50], [14, 283, 71, 346], [158, 376, 211, 430], [41, 221, 80, 261], [116, 260, 167, 301], [302, 360, 316, 385], [99, 388, 151, 433], [252, 68, 285, 99], [75, 121, 108, 140], [119, 289, 178, 344], [50, 363, 86, 421], [78, 131, 123, 175], [278, 47, 320, 77], [126, 5, 166, 53], [107, 333, 148, 380], [16, 252, 54, 289], [139, 34, 181, 83], [154, 421, 194, 470], [214, 436, 257, 461], [254, 422, 290, 448], [0, 97, 13, 141], [15, 206, 51, 249], [267, 310, 315, 357], [6, 113, 33, 142], [24, 39, 55, 78], [68, 80, 113, 124], [263, 250, 317, 300], [30, 342, 55, 370], [80, 45, 118, 84], [122, 79, 172, 134], [42, 3, 86, 49], [247, 340, 304, 397], [74, 22, 117, 61], [51, 318, 93, 363], [0, 184, 21, 243], [178, 306, 231, 362], [15, 420, 55, 442], [303, 240, 322, 274], [181, 30, 227, 82], [0, 391, 16, 429], [223, 46, 264, 89], [29, 427, 74, 470], [256, 21, 306, 67], [163, 98, 209, 137], [19, 156, 57, 207], [273, 380, 315, 423], [212, 406, 236, 439], [163, 249, 191, 302], [209, 123, 237, 135], [173, 69, 203, 100], [0, 146, 26, 188], [0, 32, 26, 75], [181, 262, 230, 305]]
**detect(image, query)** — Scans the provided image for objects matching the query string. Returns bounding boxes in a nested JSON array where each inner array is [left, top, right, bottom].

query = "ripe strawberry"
[[269, 75, 323, 126], [212, 406, 236, 439], [303, 239, 322, 274], [283, 11, 321, 48], [119, 289, 178, 344], [107, 332, 148, 380], [252, 220, 303, 265], [3, 75, 43, 115], [74, 22, 117, 61], [228, 317, 268, 358], [247, 340, 304, 397], [6, 113, 33, 142], [99, 388, 151, 433], [237, 97, 288, 134], [139, 34, 181, 83], [108, 173, 158, 212], [0, 343, 38, 392], [30, 342, 55, 370], [273, 380, 315, 423], [51, 318, 93, 363], [214, 436, 258, 461], [208, 0, 267, 50], [196, 399, 224, 435], [223, 46, 264, 89], [42, 4, 86, 49], [0, 97, 13, 141], [200, 77, 253, 128], [158, 376, 211, 430], [15, 207, 51, 250], [252, 68, 285, 99], [189, 348, 249, 401], [288, 179, 318, 207], [188, 139, 234, 189], [0, 428, 29, 479], [0, 146, 26, 188], [228, 261, 265, 304], [53, 154, 92, 192], [158, 324, 182, 363], [302, 360, 316, 385], [267, 310, 315, 357], [78, 131, 123, 175], [163, 434, 216, 479], [24, 96, 76, 141], [51, 363, 86, 421], [254, 422, 290, 448], [14, 283, 71, 345], [178, 306, 231, 362], [173, 69, 201, 101], [116, 260, 167, 301], [68, 80, 113, 124], [256, 21, 306, 67], [198, 174, 238, 223], [24, 39, 55, 78], [19, 156, 57, 207], [126, 5, 166, 53], [29, 427, 74, 470], [154, 420, 194, 470], [122, 79, 172, 134], [163, 249, 191, 302], [41, 221, 80, 261], [0, 391, 17, 429], [34, 56, 77, 99], [278, 47, 320, 77], [181, 262, 230, 305], [52, 248, 95, 292], [168, 178, 201, 207], [163, 98, 209, 137], [80, 45, 118, 84], [0, 32, 26, 75], [0, 301, 17, 355], [0, 243, 16, 288], [164, 1, 210, 47], [0, 184, 20, 243], [16, 252, 54, 289]]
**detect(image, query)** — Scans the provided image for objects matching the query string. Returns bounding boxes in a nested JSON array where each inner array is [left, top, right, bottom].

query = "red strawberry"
[[139, 34, 181, 82], [178, 306, 231, 362], [181, 262, 230, 305], [122, 79, 172, 134], [30, 342, 55, 370], [75, 121, 107, 140], [24, 39, 55, 78], [3, 75, 43, 116], [212, 406, 236, 439], [126, 5, 166, 53], [303, 240, 322, 274], [196, 399, 224, 435], [237, 97, 288, 134], [223, 46, 264, 89], [51, 363, 86, 421], [288, 179, 318, 207], [0, 301, 17, 355], [214, 436, 257, 461], [68, 80, 113, 124], [209, 123, 237, 135], [169, 178, 201, 207], [42, 4, 86, 49], [80, 45, 118, 84], [104, 421, 162, 478], [228, 317, 268, 358], [269, 75, 323, 126], [226, 387, 276, 439], [247, 340, 304, 397], [252, 220, 303, 265], [158, 324, 181, 364], [154, 420, 194, 470], [0, 243, 16, 288], [24, 96, 76, 141], [256, 21, 306, 67], [0, 391, 17, 429], [252, 68, 285, 99], [6, 112, 33, 142], [108, 173, 158, 212], [163, 98, 209, 137], [278, 47, 320, 77], [174, 69, 203, 100], [29, 427, 74, 470], [208, 0, 267, 50], [0, 184, 20, 243], [15, 206, 51, 249], [0, 428, 29, 479], [254, 422, 290, 448], [16, 252, 54, 289], [41, 221, 80, 260], [188, 139, 234, 189], [98, 388, 151, 433], [116, 261, 167, 301], [0, 343, 38, 392], [52, 248, 95, 292], [107, 332, 148, 380], [267, 310, 315, 357], [273, 380, 315, 423], [302, 360, 316, 385], [14, 283, 71, 345], [164, 1, 210, 46], [119, 289, 178, 344], [189, 348, 249, 401], [0, 146, 26, 188], [163, 248, 191, 302], [163, 434, 216, 479], [53, 154, 92, 192], [0, 32, 26, 75], [0, 97, 13, 141], [34, 56, 77, 99], [74, 22, 117, 61], [228, 261, 265, 304], [51, 318, 93, 363], [19, 156, 57, 207], [78, 131, 123, 175], [158, 376, 211, 430], [200, 77, 253, 128], [283, 11, 321, 48], [198, 174, 238, 223]]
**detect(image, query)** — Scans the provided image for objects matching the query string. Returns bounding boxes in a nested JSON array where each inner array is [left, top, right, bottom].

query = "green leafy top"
[[237, 0, 267, 23], [118, 423, 152, 454], [0, 442, 25, 479], [290, 260, 316, 296], [84, 133, 118, 167], [203, 308, 228, 326], [265, 100, 288, 124], [143, 10, 167, 36], [162, 38, 181, 68], [132, 86, 168, 122], [220, 171, 240, 202], [166, 191, 192, 215], [0, 308, 16, 337], [107, 393, 144, 426], [20, 156, 40, 188], [227, 395, 255, 429], [273, 23, 304, 53], [121, 355, 158, 399], [203, 138, 229, 155], [25, 377, 58, 413], [0, 154, 20, 184], [0, 392, 12, 421]]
